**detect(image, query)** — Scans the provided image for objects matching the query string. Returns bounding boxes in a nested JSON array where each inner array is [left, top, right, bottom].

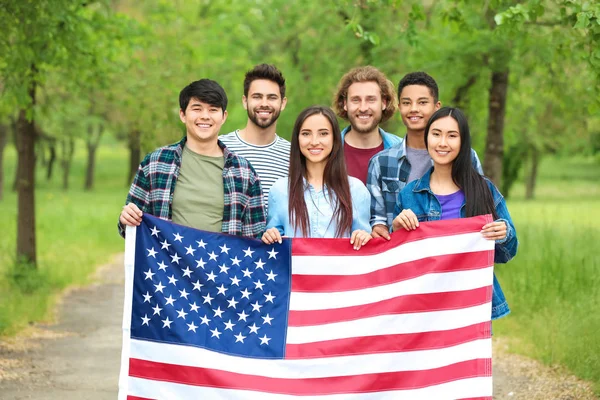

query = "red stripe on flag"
[[129, 358, 491, 395], [288, 286, 492, 326], [285, 322, 491, 358], [292, 215, 493, 256], [127, 396, 155, 400], [291, 251, 490, 292]]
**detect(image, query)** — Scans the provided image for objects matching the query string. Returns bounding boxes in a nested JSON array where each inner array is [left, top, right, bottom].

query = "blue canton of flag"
[[131, 214, 291, 359]]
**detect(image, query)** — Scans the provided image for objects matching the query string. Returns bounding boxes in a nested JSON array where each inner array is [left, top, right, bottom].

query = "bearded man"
[[219, 64, 289, 209]]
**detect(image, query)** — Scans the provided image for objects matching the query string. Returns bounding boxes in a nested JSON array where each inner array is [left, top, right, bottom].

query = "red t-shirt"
[[344, 141, 384, 185]]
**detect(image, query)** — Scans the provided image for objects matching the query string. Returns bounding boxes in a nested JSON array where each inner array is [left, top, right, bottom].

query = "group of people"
[[118, 64, 518, 320]]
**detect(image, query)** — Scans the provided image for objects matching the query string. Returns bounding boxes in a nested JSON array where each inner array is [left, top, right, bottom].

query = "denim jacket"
[[394, 168, 518, 320], [341, 126, 402, 149], [367, 137, 483, 229]]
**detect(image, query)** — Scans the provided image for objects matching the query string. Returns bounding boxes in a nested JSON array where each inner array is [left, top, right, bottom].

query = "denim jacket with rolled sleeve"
[[394, 168, 517, 320]]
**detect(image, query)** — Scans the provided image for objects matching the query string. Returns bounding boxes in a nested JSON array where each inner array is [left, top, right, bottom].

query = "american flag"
[[119, 214, 495, 399]]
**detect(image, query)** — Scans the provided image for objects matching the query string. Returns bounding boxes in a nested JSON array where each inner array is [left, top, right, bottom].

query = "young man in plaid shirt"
[[119, 79, 266, 239]]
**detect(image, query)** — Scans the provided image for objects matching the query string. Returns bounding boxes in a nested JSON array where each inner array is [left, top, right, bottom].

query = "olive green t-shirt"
[[172, 145, 225, 232]]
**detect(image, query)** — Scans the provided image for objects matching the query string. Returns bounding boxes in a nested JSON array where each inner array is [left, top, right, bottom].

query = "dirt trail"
[[0, 254, 596, 400]]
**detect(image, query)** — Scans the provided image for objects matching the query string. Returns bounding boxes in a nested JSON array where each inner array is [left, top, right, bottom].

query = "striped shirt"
[[219, 130, 290, 209]]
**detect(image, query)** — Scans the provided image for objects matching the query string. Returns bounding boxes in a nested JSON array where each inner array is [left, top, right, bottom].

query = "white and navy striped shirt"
[[219, 130, 291, 209]]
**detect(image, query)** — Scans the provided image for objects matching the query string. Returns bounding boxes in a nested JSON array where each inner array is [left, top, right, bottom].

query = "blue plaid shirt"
[[366, 137, 483, 229]]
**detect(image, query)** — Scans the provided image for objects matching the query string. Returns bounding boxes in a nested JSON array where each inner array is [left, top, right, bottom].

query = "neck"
[[430, 163, 459, 194], [344, 126, 382, 149], [305, 162, 326, 191], [405, 129, 427, 149], [239, 121, 277, 146], [185, 137, 223, 157]]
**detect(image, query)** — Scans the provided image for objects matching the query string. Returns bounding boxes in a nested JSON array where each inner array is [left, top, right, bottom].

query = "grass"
[[494, 155, 600, 392], [0, 138, 128, 334]]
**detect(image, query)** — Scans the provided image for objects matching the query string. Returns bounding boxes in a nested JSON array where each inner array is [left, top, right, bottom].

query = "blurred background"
[[0, 0, 598, 394]]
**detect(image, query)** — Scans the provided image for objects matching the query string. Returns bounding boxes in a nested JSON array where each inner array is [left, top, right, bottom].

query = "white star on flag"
[[210, 328, 221, 338], [213, 306, 224, 318], [254, 280, 265, 290], [141, 314, 151, 326], [248, 323, 260, 334], [150, 226, 160, 237], [173, 232, 183, 242], [267, 248, 278, 259], [254, 259, 265, 270], [196, 258, 206, 269], [189, 302, 200, 313], [264, 292, 275, 303], [208, 251, 218, 261], [179, 289, 189, 299], [187, 321, 198, 332], [259, 334, 271, 345], [196, 239, 206, 249], [144, 269, 155, 280], [237, 310, 249, 322], [223, 320, 235, 331], [206, 271, 217, 282], [182, 266, 193, 278], [157, 261, 168, 271], [160, 240, 171, 250], [185, 245, 196, 255], [152, 304, 162, 315], [161, 317, 173, 328], [177, 308, 188, 319], [227, 297, 239, 308], [230, 257, 241, 266], [219, 244, 230, 254], [168, 275, 178, 285], [243, 247, 255, 258], [153, 281, 165, 293], [200, 315, 210, 325], [202, 293, 214, 305], [192, 280, 203, 291], [234, 332, 247, 343], [261, 314, 273, 325], [170, 253, 181, 264], [165, 295, 176, 306], [266, 270, 277, 282], [142, 292, 152, 303], [147, 247, 157, 258]]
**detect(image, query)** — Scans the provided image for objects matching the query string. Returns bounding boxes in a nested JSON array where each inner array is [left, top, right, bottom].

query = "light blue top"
[[266, 177, 371, 238]]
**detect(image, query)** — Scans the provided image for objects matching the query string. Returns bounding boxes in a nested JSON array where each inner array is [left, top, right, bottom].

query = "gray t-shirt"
[[406, 147, 432, 183]]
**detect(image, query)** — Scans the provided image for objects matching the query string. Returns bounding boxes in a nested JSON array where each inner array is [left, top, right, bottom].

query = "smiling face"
[[179, 98, 227, 146], [298, 113, 334, 168], [427, 116, 461, 167], [399, 84, 441, 135], [243, 79, 287, 129], [344, 81, 386, 135]]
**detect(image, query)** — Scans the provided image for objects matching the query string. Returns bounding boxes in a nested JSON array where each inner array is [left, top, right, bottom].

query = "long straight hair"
[[424, 107, 498, 219], [288, 106, 353, 237]]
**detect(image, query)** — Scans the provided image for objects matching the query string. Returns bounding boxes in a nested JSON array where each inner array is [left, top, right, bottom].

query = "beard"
[[348, 113, 381, 134], [248, 106, 281, 129]]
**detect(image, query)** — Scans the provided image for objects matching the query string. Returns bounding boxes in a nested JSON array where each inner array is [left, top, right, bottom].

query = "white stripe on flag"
[[127, 376, 493, 400], [286, 303, 491, 344], [292, 232, 493, 275], [289, 267, 494, 311], [129, 338, 491, 379]]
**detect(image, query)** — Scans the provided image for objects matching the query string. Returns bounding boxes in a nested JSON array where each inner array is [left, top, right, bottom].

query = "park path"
[[0, 254, 596, 400]]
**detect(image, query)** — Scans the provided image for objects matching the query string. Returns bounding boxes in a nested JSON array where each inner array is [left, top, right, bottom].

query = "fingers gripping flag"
[[119, 214, 495, 399]]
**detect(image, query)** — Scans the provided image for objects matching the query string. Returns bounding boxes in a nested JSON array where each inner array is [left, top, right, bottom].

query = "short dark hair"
[[243, 64, 286, 98], [397, 72, 439, 103], [179, 79, 228, 113]]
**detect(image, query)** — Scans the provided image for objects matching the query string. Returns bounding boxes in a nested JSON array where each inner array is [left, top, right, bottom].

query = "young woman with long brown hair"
[[262, 106, 372, 250]]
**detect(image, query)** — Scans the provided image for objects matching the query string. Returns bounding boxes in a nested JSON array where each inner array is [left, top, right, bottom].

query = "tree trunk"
[[0, 124, 8, 201], [84, 124, 103, 191], [483, 69, 509, 188], [12, 117, 19, 192], [46, 137, 56, 181], [16, 72, 37, 266], [61, 137, 75, 191], [525, 146, 540, 200], [127, 129, 141, 185]]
